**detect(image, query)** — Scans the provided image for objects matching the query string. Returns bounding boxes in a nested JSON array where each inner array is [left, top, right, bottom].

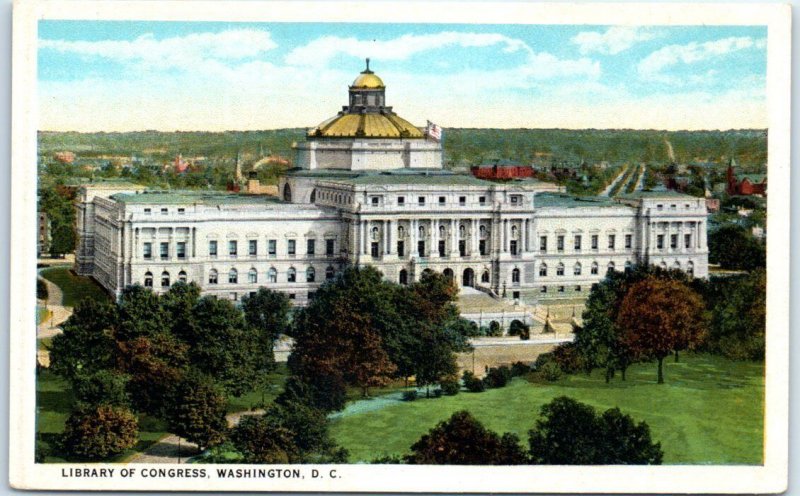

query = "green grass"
[[37, 337, 53, 351], [36, 306, 50, 325], [226, 363, 289, 412], [39, 266, 111, 308], [330, 354, 764, 465]]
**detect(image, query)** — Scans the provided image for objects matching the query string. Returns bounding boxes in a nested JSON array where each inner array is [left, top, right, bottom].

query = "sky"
[[37, 21, 768, 132]]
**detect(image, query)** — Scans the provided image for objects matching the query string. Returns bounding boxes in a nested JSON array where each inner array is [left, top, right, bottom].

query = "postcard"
[[9, 1, 790, 493]]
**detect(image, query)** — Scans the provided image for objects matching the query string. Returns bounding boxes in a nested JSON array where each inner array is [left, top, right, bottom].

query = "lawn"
[[226, 363, 289, 412], [39, 266, 110, 308], [330, 354, 764, 465]]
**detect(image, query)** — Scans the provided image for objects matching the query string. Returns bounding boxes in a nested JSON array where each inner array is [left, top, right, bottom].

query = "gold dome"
[[309, 113, 424, 139], [351, 72, 385, 89]]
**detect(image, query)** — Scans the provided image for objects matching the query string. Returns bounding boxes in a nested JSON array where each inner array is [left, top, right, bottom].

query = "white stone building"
[[75, 63, 708, 306]]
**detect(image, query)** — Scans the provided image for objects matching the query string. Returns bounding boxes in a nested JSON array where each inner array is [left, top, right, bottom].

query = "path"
[[36, 269, 74, 367], [633, 165, 646, 191], [599, 165, 630, 197]]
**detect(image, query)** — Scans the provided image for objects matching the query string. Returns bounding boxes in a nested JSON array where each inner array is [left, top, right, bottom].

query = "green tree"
[[405, 410, 527, 465], [49, 299, 117, 381], [708, 224, 765, 271], [61, 404, 139, 460], [241, 288, 290, 371], [702, 270, 766, 360], [617, 278, 707, 384], [164, 372, 228, 452], [72, 369, 131, 407], [115, 285, 168, 341], [159, 281, 202, 342], [528, 396, 662, 465], [230, 415, 296, 463]]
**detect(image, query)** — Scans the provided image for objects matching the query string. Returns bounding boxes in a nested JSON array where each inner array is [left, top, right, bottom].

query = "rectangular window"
[[541, 286, 548, 293], [371, 197, 379, 206], [288, 294, 296, 300], [249, 240, 257, 256], [479, 240, 487, 256], [307, 239, 315, 256], [209, 240, 217, 257], [479, 196, 486, 205], [657, 204, 663, 210], [591, 235, 599, 250], [397, 196, 405, 206], [670, 204, 677, 210], [268, 239, 277, 256], [625, 234, 632, 249], [371, 242, 379, 258], [557, 236, 564, 252], [685, 233, 692, 249], [397, 241, 405, 257], [228, 240, 237, 257], [576, 285, 582, 292], [177, 208, 185, 215], [657, 234, 664, 249], [438, 240, 446, 257], [288, 239, 296, 256], [540, 236, 547, 252], [574, 235, 582, 251], [558, 286, 565, 293], [608, 234, 616, 250], [160, 242, 169, 260], [510, 240, 518, 256], [248, 271, 257, 284], [144, 208, 151, 215], [418, 196, 425, 206], [176, 242, 186, 259], [143, 242, 152, 259], [459, 196, 466, 206], [230, 292, 237, 301], [670, 234, 678, 249], [161, 208, 168, 215], [326, 239, 335, 256], [512, 291, 520, 300], [439, 196, 446, 205], [418, 241, 425, 257], [459, 240, 466, 257]]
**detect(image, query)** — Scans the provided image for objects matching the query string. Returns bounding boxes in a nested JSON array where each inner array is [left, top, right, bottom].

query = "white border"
[[8, 1, 791, 493]]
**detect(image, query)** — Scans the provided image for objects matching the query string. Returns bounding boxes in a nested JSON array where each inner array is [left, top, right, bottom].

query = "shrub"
[[462, 371, 486, 393], [533, 352, 554, 370], [487, 321, 502, 336], [551, 343, 586, 374], [432, 388, 443, 398], [37, 279, 48, 300], [61, 404, 139, 460], [402, 390, 418, 401], [440, 378, 461, 396], [539, 362, 563, 382], [483, 366, 512, 389], [510, 361, 531, 377]]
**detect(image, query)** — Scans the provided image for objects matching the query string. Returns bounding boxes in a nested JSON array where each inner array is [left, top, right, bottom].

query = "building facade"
[[75, 64, 709, 306]]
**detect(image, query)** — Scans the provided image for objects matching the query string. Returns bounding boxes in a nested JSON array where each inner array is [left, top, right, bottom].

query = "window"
[[144, 208, 151, 215], [540, 236, 547, 252], [670, 234, 678, 249], [479, 240, 487, 256], [418, 241, 425, 257], [397, 196, 405, 206], [439, 196, 446, 205], [178, 208, 185, 214], [228, 240, 237, 257], [513, 291, 520, 300], [625, 234, 632, 249], [371, 242, 379, 258], [160, 242, 169, 260], [576, 285, 582, 292], [481, 270, 490, 283], [591, 262, 599, 275], [399, 270, 408, 285], [268, 240, 277, 256], [685, 203, 690, 209], [687, 262, 695, 277], [556, 263, 564, 276], [574, 235, 582, 251], [326, 266, 335, 280], [608, 234, 616, 250], [248, 268, 257, 284], [177, 242, 186, 260], [558, 286, 565, 293], [209, 240, 218, 257], [228, 268, 238, 284], [268, 268, 277, 283], [418, 196, 425, 206], [510, 240, 518, 256], [510, 195, 521, 205], [459, 240, 466, 257], [607, 262, 616, 272], [541, 286, 548, 293], [685, 233, 692, 249], [161, 208, 168, 215], [371, 197, 379, 206], [657, 204, 663, 211], [288, 294, 296, 300], [326, 239, 335, 256], [144, 272, 153, 287], [143, 242, 152, 259], [479, 196, 486, 205], [288, 240, 296, 256], [624, 261, 633, 272], [574, 263, 582, 276], [657, 235, 664, 249], [459, 196, 466, 206], [308, 291, 316, 301], [209, 269, 218, 284], [306, 267, 316, 282], [249, 240, 257, 256], [591, 235, 599, 250], [231, 292, 237, 301], [161, 271, 170, 287], [397, 241, 405, 257], [512, 268, 520, 283], [539, 264, 547, 277], [178, 271, 187, 283], [557, 236, 564, 252], [437, 240, 446, 257], [287, 268, 296, 283], [307, 239, 315, 256], [670, 204, 677, 210]]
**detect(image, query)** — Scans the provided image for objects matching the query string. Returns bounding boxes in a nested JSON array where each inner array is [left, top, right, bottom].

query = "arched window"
[[439, 225, 446, 237], [660, 261, 667, 269], [283, 183, 292, 202], [608, 262, 616, 272], [512, 268, 520, 283], [399, 269, 408, 285], [326, 266, 335, 280], [228, 268, 238, 284], [480, 225, 487, 238], [539, 264, 547, 277], [574, 262, 582, 276], [673, 261, 681, 269], [144, 271, 153, 287], [209, 269, 218, 284], [624, 261, 633, 272], [556, 263, 565, 276], [161, 271, 170, 288], [481, 270, 490, 283], [371, 227, 379, 241], [398, 226, 405, 238], [268, 267, 277, 283], [309, 189, 316, 203], [591, 262, 599, 275], [178, 270, 187, 283], [287, 267, 297, 283], [419, 226, 426, 238], [248, 268, 257, 284], [459, 225, 466, 238], [306, 267, 316, 282], [511, 225, 518, 239]]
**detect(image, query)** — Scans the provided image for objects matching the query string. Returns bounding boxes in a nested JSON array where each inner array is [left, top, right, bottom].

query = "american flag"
[[426, 120, 442, 142]]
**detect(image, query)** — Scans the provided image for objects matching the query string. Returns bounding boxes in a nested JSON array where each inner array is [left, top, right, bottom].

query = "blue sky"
[[38, 21, 767, 131]]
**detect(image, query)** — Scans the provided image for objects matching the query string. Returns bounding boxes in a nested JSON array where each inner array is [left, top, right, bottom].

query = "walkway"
[[36, 269, 74, 367], [633, 165, 646, 191], [599, 165, 631, 197]]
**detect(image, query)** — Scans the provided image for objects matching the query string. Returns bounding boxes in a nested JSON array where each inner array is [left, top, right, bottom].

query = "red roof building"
[[726, 159, 766, 196], [470, 160, 533, 180]]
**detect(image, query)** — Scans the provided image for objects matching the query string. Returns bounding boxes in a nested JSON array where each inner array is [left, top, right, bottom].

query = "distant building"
[[726, 159, 767, 196], [470, 160, 533, 180], [705, 198, 720, 213], [37, 211, 50, 256]]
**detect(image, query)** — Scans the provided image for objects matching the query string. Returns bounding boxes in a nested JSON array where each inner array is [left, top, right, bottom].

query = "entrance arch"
[[443, 268, 454, 281], [462, 268, 475, 287], [399, 269, 408, 285], [283, 183, 292, 202]]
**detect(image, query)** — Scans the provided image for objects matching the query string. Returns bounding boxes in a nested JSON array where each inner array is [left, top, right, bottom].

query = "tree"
[[61, 404, 139, 460], [230, 415, 296, 463], [617, 278, 707, 384], [405, 410, 527, 465], [263, 401, 347, 462], [528, 396, 662, 465], [164, 372, 228, 452], [708, 224, 765, 271], [115, 285, 168, 341], [49, 299, 117, 382], [703, 270, 766, 360], [72, 369, 131, 407], [160, 281, 202, 342]]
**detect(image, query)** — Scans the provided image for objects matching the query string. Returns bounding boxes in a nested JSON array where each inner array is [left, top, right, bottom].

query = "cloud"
[[638, 36, 766, 83], [571, 26, 661, 55], [39, 29, 277, 71]]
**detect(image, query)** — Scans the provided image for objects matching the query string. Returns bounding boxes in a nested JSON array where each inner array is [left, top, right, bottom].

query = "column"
[[431, 218, 439, 258], [503, 220, 509, 253], [386, 220, 392, 255], [410, 219, 417, 256], [450, 219, 458, 255], [362, 220, 368, 255], [521, 219, 527, 253], [471, 219, 479, 255]]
